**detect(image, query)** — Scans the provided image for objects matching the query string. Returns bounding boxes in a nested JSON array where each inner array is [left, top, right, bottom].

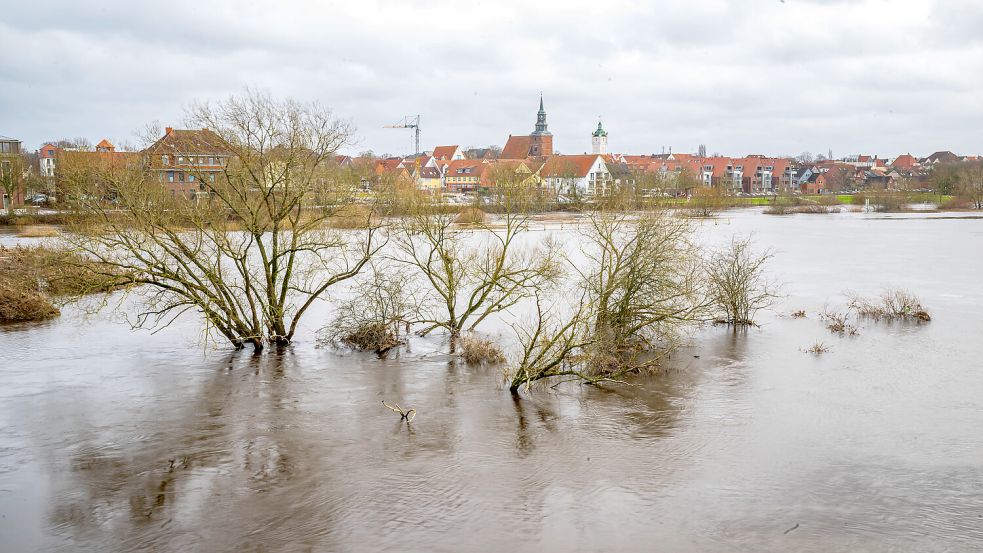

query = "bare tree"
[[577, 209, 710, 363], [958, 161, 983, 209], [506, 293, 595, 394], [706, 236, 779, 326], [393, 186, 560, 338], [63, 90, 384, 352]]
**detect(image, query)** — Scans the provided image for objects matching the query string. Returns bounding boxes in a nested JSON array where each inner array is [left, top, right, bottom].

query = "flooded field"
[[2, 209, 982, 552]]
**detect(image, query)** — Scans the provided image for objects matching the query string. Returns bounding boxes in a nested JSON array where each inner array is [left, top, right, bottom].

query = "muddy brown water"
[[2, 210, 982, 552]]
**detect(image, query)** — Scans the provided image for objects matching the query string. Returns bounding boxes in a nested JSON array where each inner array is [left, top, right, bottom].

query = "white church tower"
[[591, 120, 608, 154]]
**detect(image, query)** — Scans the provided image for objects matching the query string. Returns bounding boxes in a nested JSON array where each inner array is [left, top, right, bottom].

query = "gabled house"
[[890, 153, 919, 172], [538, 154, 610, 197], [431, 145, 463, 161], [922, 151, 959, 165], [444, 159, 489, 192], [417, 166, 443, 192]]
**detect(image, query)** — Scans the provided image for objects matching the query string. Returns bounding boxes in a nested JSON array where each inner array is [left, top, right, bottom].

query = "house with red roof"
[[889, 154, 919, 172], [538, 154, 610, 197], [431, 145, 463, 161], [444, 159, 490, 192], [38, 143, 59, 178]]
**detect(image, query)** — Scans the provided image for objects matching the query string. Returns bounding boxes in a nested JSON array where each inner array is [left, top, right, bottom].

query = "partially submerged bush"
[[848, 289, 931, 322], [795, 203, 834, 214], [321, 267, 418, 355], [764, 195, 800, 215], [0, 245, 123, 297], [338, 321, 403, 353], [803, 341, 830, 355], [459, 334, 506, 365], [763, 204, 793, 215], [790, 309, 807, 318], [455, 207, 487, 225], [820, 309, 859, 336], [0, 282, 60, 323], [0, 245, 125, 323]]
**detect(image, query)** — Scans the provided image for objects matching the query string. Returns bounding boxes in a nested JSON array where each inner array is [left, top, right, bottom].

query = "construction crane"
[[383, 115, 421, 156]]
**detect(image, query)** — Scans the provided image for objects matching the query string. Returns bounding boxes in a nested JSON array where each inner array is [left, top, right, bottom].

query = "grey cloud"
[[1, 0, 981, 157]]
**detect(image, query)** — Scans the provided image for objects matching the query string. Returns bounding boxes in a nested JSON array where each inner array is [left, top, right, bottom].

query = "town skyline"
[[6, 94, 980, 162], [3, 0, 982, 157]]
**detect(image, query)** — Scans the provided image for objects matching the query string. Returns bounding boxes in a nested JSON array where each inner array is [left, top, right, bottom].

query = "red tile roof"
[[500, 135, 533, 159], [890, 154, 918, 170], [431, 145, 459, 160], [539, 155, 603, 178]]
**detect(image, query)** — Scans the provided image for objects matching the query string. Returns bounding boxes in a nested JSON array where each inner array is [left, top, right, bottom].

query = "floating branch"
[[382, 400, 417, 422]]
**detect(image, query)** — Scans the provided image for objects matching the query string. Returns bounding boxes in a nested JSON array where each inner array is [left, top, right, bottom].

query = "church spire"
[[533, 94, 551, 136]]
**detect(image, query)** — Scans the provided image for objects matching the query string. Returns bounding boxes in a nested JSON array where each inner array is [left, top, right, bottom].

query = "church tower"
[[591, 120, 608, 154], [528, 94, 553, 156]]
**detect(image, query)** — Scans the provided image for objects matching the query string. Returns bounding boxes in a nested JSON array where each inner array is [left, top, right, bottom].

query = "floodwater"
[[2, 209, 982, 552]]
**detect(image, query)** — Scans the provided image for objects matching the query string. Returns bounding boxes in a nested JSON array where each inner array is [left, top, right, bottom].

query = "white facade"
[[592, 134, 607, 154], [544, 155, 610, 197]]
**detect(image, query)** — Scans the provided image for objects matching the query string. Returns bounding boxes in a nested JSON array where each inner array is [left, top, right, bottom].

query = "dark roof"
[[145, 128, 231, 155]]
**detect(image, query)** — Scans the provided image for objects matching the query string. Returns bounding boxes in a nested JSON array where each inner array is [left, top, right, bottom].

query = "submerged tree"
[[579, 209, 709, 358], [63, 90, 384, 351], [507, 209, 713, 394], [392, 184, 561, 338], [506, 293, 594, 394], [706, 236, 778, 326]]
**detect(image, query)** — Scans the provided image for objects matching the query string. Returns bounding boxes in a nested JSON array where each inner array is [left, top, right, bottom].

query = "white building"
[[540, 154, 611, 197], [591, 120, 608, 155]]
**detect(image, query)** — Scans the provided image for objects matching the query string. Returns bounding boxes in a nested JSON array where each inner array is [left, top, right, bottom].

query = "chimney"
[[165, 127, 173, 135]]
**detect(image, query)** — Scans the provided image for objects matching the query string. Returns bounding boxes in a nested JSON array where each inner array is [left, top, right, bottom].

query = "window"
[[167, 171, 174, 182], [209, 174, 215, 183], [48, 150, 55, 156], [188, 174, 195, 182], [178, 172, 185, 182], [209, 157, 215, 165], [162, 155, 169, 165], [178, 156, 184, 164]]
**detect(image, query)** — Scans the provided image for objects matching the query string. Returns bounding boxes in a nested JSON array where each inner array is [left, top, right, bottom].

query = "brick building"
[[501, 95, 554, 159], [144, 127, 231, 198]]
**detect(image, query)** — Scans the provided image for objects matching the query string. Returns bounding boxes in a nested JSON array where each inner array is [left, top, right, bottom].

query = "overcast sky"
[[2, 0, 981, 158]]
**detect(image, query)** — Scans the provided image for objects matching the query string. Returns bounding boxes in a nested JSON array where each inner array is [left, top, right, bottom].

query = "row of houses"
[[4, 98, 980, 206], [350, 151, 619, 198]]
